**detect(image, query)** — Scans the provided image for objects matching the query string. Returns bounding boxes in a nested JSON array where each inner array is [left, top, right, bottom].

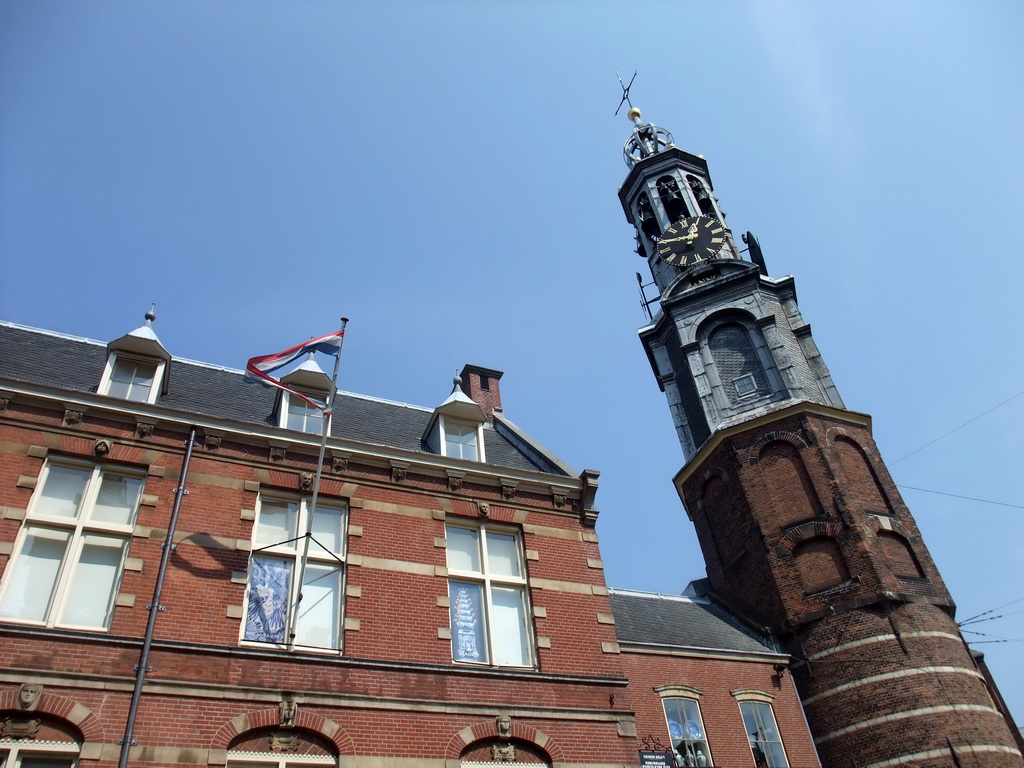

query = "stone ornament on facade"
[[269, 446, 286, 463], [448, 475, 463, 492], [17, 684, 43, 711], [0, 396, 10, 414], [299, 472, 314, 491], [278, 697, 297, 727], [93, 439, 112, 457], [135, 421, 156, 440], [391, 467, 406, 483], [204, 434, 222, 451], [332, 456, 348, 473], [552, 493, 566, 509], [477, 502, 490, 518], [270, 730, 300, 752], [491, 742, 516, 762], [63, 408, 84, 427], [496, 714, 512, 738]]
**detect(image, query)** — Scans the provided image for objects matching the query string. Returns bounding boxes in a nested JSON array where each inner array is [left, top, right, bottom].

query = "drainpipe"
[[118, 426, 198, 768]]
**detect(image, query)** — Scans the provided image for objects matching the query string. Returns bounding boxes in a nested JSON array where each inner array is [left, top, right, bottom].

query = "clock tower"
[[619, 108, 1022, 767]]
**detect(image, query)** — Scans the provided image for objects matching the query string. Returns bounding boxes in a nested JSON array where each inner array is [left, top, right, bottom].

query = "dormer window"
[[423, 374, 487, 463], [100, 307, 171, 405], [107, 356, 159, 402], [443, 420, 480, 461], [275, 353, 332, 436], [282, 391, 328, 435]]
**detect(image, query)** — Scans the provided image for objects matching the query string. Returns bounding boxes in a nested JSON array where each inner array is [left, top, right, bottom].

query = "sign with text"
[[639, 751, 675, 768]]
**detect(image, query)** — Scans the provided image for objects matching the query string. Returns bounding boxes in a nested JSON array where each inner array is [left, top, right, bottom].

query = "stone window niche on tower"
[[686, 175, 717, 218], [705, 321, 772, 407], [656, 175, 689, 224]]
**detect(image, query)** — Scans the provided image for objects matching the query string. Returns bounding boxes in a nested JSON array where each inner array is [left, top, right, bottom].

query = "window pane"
[[256, 500, 297, 547], [91, 473, 143, 524], [311, 506, 345, 555], [485, 533, 521, 577], [0, 526, 70, 622], [295, 563, 341, 648], [490, 586, 530, 666], [449, 581, 487, 663], [446, 527, 480, 572], [36, 465, 89, 518], [60, 534, 127, 628], [245, 556, 292, 643], [664, 698, 711, 766]]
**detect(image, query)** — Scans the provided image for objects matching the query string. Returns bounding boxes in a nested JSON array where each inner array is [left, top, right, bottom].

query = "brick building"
[[1, 107, 1019, 768], [0, 318, 810, 768]]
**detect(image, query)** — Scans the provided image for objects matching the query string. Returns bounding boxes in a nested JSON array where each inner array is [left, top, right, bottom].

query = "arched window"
[[662, 697, 712, 766], [637, 192, 661, 239], [708, 323, 769, 404], [227, 726, 338, 768], [686, 176, 716, 217], [656, 175, 689, 223]]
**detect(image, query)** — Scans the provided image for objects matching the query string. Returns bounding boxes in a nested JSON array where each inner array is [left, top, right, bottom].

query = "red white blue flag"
[[244, 331, 345, 410]]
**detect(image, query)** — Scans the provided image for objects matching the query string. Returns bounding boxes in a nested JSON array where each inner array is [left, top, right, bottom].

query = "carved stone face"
[[18, 684, 42, 710], [496, 714, 512, 738], [279, 699, 297, 727]]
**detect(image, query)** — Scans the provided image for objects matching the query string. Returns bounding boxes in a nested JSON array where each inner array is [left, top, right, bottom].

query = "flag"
[[244, 331, 345, 410]]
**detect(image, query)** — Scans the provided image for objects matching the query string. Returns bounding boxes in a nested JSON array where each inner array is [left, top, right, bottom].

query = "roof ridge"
[[608, 587, 708, 604], [0, 320, 106, 347]]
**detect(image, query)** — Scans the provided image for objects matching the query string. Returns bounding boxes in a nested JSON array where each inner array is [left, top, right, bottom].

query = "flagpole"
[[287, 317, 348, 650]]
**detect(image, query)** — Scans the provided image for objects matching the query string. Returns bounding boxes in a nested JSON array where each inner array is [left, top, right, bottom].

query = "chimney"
[[458, 364, 503, 422]]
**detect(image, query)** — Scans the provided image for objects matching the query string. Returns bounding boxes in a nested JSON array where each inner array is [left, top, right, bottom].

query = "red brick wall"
[[0, 396, 635, 766], [680, 408, 1023, 768], [620, 651, 820, 768]]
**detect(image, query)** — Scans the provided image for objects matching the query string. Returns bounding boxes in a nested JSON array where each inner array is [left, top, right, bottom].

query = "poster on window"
[[449, 581, 486, 663], [245, 556, 291, 643]]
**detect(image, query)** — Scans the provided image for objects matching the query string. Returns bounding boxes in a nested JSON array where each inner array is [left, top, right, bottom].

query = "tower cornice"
[[672, 401, 872, 490]]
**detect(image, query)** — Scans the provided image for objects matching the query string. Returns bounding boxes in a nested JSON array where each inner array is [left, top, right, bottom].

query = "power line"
[[892, 387, 1024, 464], [896, 484, 1024, 511]]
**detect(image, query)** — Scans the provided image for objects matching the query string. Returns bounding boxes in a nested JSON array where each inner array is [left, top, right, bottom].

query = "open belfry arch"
[[617, 105, 1023, 767]]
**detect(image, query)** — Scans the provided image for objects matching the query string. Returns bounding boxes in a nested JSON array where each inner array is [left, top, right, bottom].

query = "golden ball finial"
[[627, 107, 642, 121]]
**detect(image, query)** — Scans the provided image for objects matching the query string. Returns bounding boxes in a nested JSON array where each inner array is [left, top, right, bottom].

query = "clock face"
[[656, 216, 727, 268]]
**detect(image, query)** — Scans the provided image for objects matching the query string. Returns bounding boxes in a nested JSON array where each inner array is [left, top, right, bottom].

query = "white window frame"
[[440, 417, 484, 462], [0, 460, 143, 631], [280, 391, 330, 435], [227, 754, 335, 767], [735, 697, 789, 768], [661, 695, 713, 766], [98, 352, 164, 404], [240, 494, 347, 653], [445, 522, 533, 668], [0, 740, 80, 768]]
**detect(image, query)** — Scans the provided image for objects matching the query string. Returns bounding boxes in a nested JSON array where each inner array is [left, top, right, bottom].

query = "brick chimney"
[[458, 364, 503, 422]]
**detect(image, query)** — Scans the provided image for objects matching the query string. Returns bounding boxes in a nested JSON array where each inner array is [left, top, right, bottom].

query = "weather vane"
[[615, 70, 637, 116]]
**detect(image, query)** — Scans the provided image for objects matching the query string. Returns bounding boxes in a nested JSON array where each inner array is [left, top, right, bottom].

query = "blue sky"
[[2, 1, 1023, 722]]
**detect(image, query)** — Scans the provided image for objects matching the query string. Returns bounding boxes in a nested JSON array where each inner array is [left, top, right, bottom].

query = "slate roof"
[[0, 322, 565, 476], [609, 589, 779, 655]]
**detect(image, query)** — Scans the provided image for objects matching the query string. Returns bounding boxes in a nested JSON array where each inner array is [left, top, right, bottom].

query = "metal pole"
[[287, 318, 348, 649], [118, 425, 198, 768]]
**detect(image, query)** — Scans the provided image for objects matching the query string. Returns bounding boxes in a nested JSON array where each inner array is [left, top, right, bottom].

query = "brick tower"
[[617, 108, 1023, 768]]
